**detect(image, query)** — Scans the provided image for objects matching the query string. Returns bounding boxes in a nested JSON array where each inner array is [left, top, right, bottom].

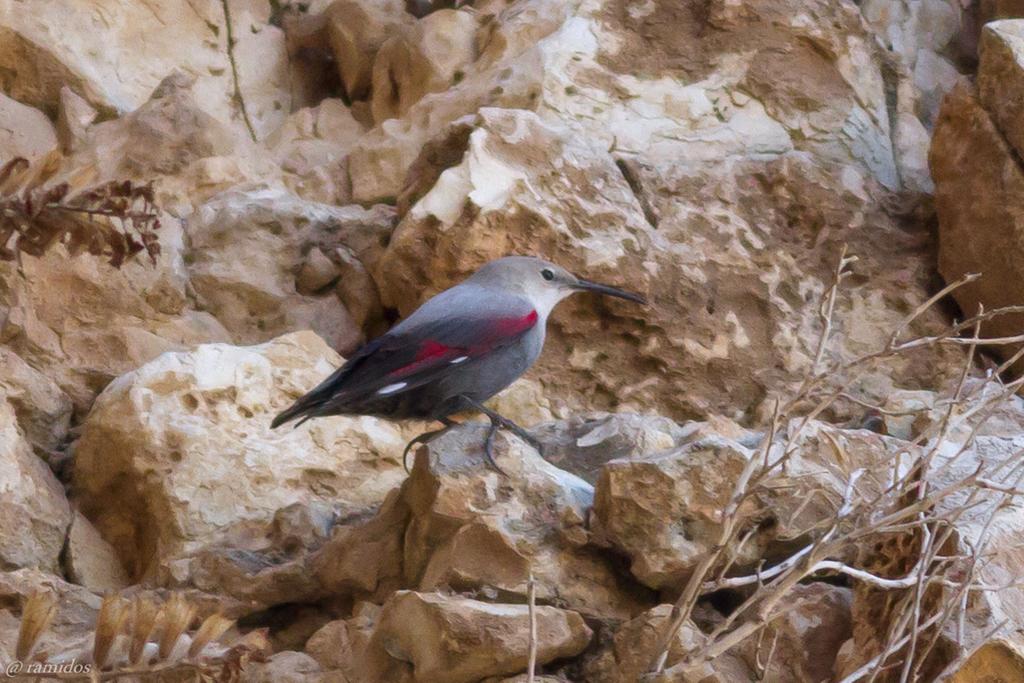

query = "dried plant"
[[92, 597, 130, 669], [641, 248, 1024, 682], [15, 592, 57, 662], [12, 592, 270, 681], [0, 153, 161, 268]]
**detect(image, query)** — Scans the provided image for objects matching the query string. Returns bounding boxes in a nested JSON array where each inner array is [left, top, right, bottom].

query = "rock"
[[305, 603, 390, 683], [400, 424, 654, 620], [370, 9, 478, 124], [72, 331, 420, 580], [734, 583, 852, 682], [368, 591, 592, 683], [931, 83, 1024, 366], [325, 0, 415, 101], [348, 0, 921, 205], [297, 247, 342, 295], [185, 184, 393, 353], [947, 639, 1024, 682], [334, 246, 386, 335], [62, 511, 131, 593], [242, 651, 325, 683], [0, 400, 70, 573], [838, 383, 1024, 677], [581, 604, 752, 683], [859, 0, 969, 127], [0, 347, 73, 457], [591, 420, 897, 591], [49, 72, 276, 212], [0, 93, 57, 161], [267, 99, 365, 204], [0, 203, 232, 415], [531, 412, 697, 484], [375, 106, 963, 425], [0, 0, 290, 139], [0, 568, 102, 662], [55, 86, 96, 153], [979, 20, 1024, 158], [305, 618, 355, 671]]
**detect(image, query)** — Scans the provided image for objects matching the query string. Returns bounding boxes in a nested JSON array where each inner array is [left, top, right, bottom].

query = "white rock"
[[72, 331, 422, 580]]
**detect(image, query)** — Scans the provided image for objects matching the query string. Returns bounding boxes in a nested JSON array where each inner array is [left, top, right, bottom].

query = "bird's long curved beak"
[[573, 278, 647, 304]]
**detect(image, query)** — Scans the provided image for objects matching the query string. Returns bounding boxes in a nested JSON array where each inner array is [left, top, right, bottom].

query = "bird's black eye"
[[541, 268, 555, 281]]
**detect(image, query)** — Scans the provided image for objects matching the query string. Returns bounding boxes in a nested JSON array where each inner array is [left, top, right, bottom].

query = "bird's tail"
[[270, 399, 320, 429]]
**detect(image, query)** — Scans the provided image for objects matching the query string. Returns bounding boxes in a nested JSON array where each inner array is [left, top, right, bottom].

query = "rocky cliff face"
[[2, 0, 1024, 681]]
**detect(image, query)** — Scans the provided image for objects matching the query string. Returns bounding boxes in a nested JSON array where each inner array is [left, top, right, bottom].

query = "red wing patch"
[[493, 310, 538, 337], [386, 310, 538, 379], [389, 340, 459, 377]]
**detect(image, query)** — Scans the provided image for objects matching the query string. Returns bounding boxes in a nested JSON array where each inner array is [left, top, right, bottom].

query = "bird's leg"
[[402, 417, 456, 473], [458, 396, 544, 471]]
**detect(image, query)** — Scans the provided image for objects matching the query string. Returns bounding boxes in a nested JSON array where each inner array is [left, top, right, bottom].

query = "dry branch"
[[0, 154, 161, 268], [643, 246, 1024, 681]]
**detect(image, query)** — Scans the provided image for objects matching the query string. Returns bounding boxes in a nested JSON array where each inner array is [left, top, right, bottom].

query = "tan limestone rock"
[[370, 591, 592, 683], [0, 400, 71, 573], [63, 511, 131, 593], [0, 93, 57, 162], [185, 183, 391, 354], [581, 604, 753, 683], [0, 0, 290, 139], [370, 9, 478, 124], [401, 424, 654, 620], [325, 0, 415, 101], [377, 106, 961, 426], [72, 331, 419, 580]]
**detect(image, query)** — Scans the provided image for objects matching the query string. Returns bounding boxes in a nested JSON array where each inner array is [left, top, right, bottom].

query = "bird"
[[271, 255, 646, 472]]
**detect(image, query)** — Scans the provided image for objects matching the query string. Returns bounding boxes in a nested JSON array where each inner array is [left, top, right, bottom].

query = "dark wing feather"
[[271, 294, 537, 428]]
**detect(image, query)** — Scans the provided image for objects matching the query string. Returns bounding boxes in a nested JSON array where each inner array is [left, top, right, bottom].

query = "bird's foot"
[[402, 422, 455, 473]]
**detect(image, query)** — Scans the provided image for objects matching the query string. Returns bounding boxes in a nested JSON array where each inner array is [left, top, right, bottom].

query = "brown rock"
[[370, 9, 478, 124], [55, 86, 96, 153], [325, 0, 415, 101], [581, 604, 752, 683], [0, 568, 102, 662], [931, 83, 1024, 365], [0, 93, 57, 161], [979, 20, 1024, 157], [268, 99, 365, 204], [734, 583, 852, 682], [591, 420, 897, 591], [49, 72, 277, 212], [63, 511, 131, 593], [305, 603, 394, 683], [242, 650, 325, 683], [0, 200, 232, 414], [0, 400, 71, 573], [370, 591, 592, 683], [948, 638, 1024, 683], [400, 424, 654, 620], [297, 247, 342, 295]]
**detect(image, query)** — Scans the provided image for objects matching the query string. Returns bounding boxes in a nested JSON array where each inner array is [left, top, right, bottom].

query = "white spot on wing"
[[377, 382, 408, 395], [450, 356, 469, 364]]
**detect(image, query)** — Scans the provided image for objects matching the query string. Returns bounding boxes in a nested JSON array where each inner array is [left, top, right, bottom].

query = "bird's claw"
[[482, 418, 508, 476], [402, 422, 455, 473]]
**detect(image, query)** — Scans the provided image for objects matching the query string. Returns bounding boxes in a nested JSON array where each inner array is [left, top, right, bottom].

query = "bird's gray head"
[[466, 255, 646, 316]]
